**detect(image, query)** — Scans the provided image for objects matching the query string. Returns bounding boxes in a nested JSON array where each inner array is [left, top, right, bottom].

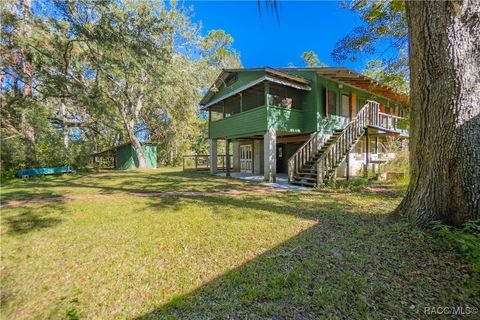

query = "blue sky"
[[185, 0, 369, 71]]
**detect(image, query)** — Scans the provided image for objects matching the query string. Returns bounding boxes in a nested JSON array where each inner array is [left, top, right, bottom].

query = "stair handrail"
[[315, 100, 380, 184], [287, 132, 319, 182]]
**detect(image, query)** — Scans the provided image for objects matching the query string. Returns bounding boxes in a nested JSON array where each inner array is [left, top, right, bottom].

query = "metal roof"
[[199, 67, 311, 106], [200, 67, 409, 106], [91, 142, 156, 157]]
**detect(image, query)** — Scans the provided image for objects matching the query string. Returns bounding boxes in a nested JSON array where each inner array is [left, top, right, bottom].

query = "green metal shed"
[[91, 142, 157, 170]]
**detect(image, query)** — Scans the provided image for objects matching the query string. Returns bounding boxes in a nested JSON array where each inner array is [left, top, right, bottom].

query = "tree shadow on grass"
[[1, 201, 65, 235], [0, 170, 262, 203], [134, 193, 480, 319]]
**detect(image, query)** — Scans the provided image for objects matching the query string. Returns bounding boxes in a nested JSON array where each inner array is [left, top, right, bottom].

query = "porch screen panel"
[[223, 95, 241, 117], [268, 86, 302, 110], [242, 91, 264, 112]]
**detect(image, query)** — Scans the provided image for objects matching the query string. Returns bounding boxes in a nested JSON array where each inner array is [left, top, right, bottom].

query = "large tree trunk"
[[20, 0, 37, 166], [124, 117, 147, 169], [395, 1, 480, 227], [130, 135, 147, 169], [60, 101, 69, 149]]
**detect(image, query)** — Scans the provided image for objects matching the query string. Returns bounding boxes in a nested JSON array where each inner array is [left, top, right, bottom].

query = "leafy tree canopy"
[[301, 51, 327, 67], [0, 0, 240, 175]]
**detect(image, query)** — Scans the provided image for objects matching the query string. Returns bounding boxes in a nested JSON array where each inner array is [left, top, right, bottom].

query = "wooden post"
[[239, 93, 243, 113], [225, 139, 231, 177], [264, 82, 270, 107], [350, 92, 357, 119], [195, 155, 198, 170], [183, 156, 185, 171]]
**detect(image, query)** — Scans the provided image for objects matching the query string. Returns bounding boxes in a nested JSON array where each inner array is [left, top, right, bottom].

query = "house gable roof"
[[201, 67, 409, 107], [200, 67, 311, 106]]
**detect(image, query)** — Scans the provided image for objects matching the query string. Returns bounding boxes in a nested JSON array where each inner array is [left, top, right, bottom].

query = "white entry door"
[[240, 145, 253, 173]]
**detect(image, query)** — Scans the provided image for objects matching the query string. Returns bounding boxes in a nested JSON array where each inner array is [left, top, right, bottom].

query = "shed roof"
[[91, 142, 156, 157]]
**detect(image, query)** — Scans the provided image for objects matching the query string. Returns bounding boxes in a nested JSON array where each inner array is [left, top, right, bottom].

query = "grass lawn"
[[0, 168, 260, 203], [1, 169, 479, 319]]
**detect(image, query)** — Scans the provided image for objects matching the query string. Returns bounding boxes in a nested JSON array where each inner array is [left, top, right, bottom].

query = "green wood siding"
[[268, 106, 303, 132], [115, 144, 157, 170], [209, 106, 268, 139], [273, 70, 319, 133], [205, 69, 408, 140]]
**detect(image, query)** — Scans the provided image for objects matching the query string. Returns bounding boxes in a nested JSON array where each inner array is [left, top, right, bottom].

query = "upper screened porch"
[[203, 70, 312, 140], [200, 67, 410, 140]]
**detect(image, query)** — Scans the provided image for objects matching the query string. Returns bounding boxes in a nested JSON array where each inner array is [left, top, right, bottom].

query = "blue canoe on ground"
[[15, 166, 74, 178]]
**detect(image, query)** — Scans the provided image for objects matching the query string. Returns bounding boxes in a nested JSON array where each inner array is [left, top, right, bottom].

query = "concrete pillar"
[[264, 129, 276, 182], [233, 141, 240, 172], [364, 128, 369, 178], [254, 140, 264, 175], [209, 139, 217, 174], [225, 139, 231, 177]]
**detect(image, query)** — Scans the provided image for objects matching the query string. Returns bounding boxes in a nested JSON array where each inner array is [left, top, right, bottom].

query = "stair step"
[[291, 180, 316, 187], [298, 169, 317, 174], [293, 176, 317, 181], [297, 174, 317, 179]]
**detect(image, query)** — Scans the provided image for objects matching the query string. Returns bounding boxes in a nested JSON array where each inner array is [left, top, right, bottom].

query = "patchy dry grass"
[[0, 168, 258, 203], [1, 169, 479, 319]]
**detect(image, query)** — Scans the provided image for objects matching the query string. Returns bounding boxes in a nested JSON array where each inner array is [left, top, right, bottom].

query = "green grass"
[[1, 169, 479, 319], [0, 168, 258, 203]]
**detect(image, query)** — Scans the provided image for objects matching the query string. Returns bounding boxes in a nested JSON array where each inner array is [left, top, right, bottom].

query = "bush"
[[430, 220, 480, 272], [316, 177, 371, 191]]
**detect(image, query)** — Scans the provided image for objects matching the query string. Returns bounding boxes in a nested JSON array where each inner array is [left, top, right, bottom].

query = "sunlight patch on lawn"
[[0, 195, 316, 319]]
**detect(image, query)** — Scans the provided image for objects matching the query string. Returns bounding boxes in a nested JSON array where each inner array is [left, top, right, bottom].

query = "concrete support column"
[[209, 139, 217, 174], [233, 141, 240, 172], [254, 140, 264, 175], [225, 139, 231, 177], [264, 129, 276, 182], [364, 128, 369, 178]]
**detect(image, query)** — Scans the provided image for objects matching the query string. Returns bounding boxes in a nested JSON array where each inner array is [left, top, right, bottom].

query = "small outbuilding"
[[91, 142, 157, 170]]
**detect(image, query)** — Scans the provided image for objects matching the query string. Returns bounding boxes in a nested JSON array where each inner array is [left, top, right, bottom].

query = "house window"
[[327, 89, 337, 116], [225, 72, 238, 86], [341, 94, 350, 118]]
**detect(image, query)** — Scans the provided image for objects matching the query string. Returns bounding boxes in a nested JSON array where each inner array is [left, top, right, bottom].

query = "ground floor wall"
[[210, 133, 404, 182], [216, 134, 308, 179], [336, 135, 401, 178]]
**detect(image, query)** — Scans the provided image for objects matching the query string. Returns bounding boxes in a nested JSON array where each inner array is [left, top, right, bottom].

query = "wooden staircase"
[[288, 101, 382, 187]]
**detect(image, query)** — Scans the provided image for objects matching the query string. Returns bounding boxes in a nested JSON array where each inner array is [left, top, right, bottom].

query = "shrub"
[[316, 177, 371, 191], [430, 220, 480, 272]]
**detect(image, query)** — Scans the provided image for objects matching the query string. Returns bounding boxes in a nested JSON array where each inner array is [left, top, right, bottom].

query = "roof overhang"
[[200, 67, 311, 107], [202, 74, 311, 109], [314, 68, 409, 106]]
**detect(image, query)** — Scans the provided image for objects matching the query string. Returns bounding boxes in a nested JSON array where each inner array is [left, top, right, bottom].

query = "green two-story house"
[[200, 67, 408, 187]]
